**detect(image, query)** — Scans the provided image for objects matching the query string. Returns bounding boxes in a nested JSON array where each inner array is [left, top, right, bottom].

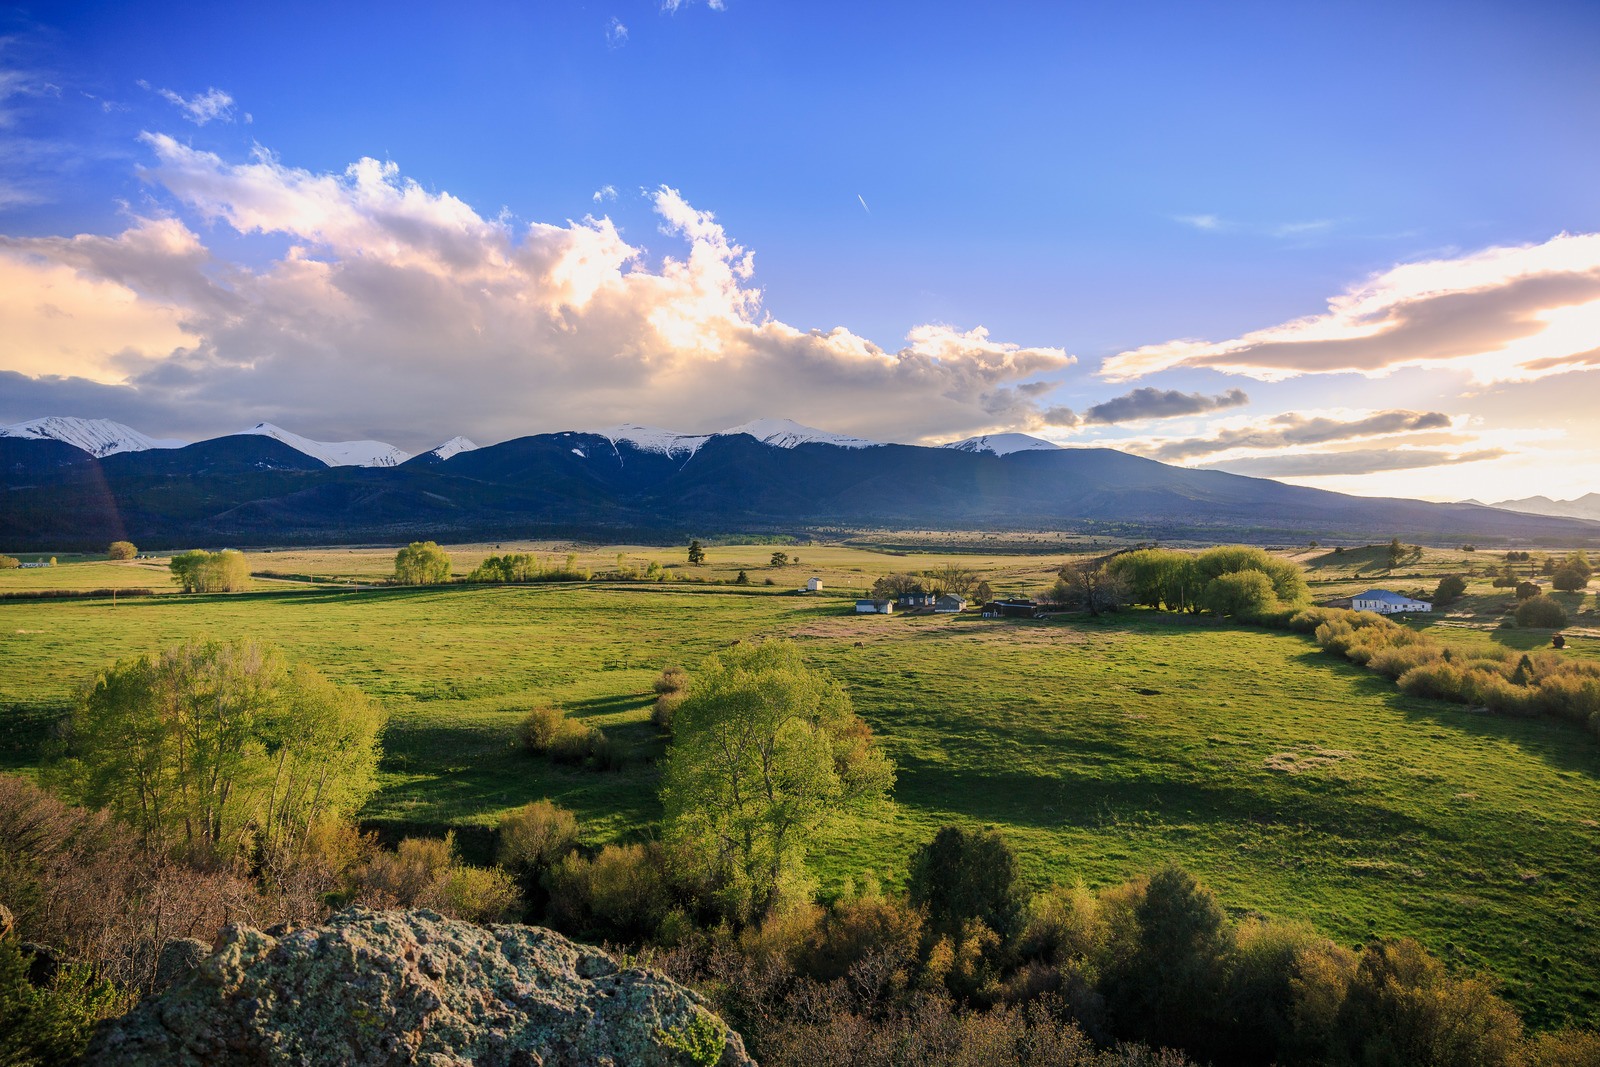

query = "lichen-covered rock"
[[151, 936, 208, 991], [89, 907, 755, 1066]]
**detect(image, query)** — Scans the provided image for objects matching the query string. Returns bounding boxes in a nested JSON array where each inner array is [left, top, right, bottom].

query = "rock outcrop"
[[89, 907, 754, 1066]]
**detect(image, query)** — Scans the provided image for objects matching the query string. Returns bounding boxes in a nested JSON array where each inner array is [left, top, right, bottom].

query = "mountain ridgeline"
[[3, 424, 1597, 550]]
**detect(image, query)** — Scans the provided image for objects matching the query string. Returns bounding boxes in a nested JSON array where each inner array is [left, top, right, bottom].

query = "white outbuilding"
[[806, 576, 823, 592], [1352, 589, 1432, 614]]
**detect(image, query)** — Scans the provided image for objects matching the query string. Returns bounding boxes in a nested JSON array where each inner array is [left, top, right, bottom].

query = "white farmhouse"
[[806, 576, 823, 592], [1352, 589, 1432, 614]]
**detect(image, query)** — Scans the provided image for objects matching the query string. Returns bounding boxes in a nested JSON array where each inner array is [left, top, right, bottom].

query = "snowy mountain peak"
[[0, 416, 186, 457], [718, 418, 881, 449], [425, 436, 478, 461], [599, 424, 712, 458], [941, 433, 1063, 456], [244, 423, 411, 467]]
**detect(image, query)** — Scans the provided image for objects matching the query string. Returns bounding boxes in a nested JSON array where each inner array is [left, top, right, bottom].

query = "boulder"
[[90, 907, 754, 1066]]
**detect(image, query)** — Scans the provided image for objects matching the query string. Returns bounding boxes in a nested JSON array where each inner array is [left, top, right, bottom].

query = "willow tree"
[[53, 640, 384, 863], [660, 641, 893, 920], [393, 541, 451, 585]]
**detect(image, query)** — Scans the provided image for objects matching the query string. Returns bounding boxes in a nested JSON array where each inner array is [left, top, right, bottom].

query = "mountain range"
[[1, 415, 1596, 551]]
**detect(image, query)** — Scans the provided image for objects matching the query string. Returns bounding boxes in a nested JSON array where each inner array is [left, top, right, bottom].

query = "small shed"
[[934, 594, 967, 613], [983, 598, 1038, 618], [855, 599, 894, 614], [806, 576, 823, 592], [1351, 589, 1432, 614]]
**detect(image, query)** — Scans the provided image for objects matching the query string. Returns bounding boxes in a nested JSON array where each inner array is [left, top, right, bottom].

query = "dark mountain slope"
[[2, 431, 1597, 550]]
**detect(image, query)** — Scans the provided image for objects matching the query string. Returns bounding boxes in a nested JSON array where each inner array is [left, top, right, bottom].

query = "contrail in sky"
[[857, 194, 870, 213]]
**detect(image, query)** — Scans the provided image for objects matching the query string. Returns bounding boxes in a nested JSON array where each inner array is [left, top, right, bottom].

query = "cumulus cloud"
[[139, 82, 235, 125], [1082, 386, 1248, 425], [1204, 448, 1507, 478], [0, 136, 1072, 449], [1102, 232, 1600, 384], [1129, 409, 1453, 462]]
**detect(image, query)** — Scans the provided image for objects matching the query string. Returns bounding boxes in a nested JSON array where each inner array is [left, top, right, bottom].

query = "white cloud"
[[661, 0, 725, 11], [1103, 232, 1600, 384], [0, 137, 1072, 449], [139, 82, 235, 125], [592, 184, 618, 204], [606, 17, 628, 48]]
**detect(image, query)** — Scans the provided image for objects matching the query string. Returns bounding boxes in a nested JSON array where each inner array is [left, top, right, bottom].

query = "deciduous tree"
[[393, 541, 451, 585]]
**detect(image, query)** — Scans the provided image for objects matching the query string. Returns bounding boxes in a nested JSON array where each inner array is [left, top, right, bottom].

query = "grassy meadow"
[[0, 542, 1597, 1027]]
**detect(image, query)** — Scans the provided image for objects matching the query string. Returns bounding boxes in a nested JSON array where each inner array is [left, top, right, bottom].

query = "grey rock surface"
[[89, 907, 755, 1066]]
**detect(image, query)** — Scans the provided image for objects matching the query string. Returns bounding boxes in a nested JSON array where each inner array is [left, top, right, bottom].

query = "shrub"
[[1332, 938, 1523, 1067], [1553, 565, 1590, 592], [0, 555, 18, 569], [1516, 581, 1541, 600], [549, 720, 600, 765], [416, 864, 520, 923], [1201, 569, 1279, 619], [653, 667, 690, 730], [0, 934, 133, 1066], [519, 703, 564, 753], [1515, 594, 1567, 629], [546, 842, 681, 942], [106, 541, 137, 560], [794, 892, 924, 989], [1432, 574, 1467, 605], [357, 831, 517, 921], [496, 800, 580, 885]]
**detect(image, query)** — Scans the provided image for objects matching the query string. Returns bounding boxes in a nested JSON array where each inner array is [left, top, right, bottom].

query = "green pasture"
[[0, 561, 1597, 1027]]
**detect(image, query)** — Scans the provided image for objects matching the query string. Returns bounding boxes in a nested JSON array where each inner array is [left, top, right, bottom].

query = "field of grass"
[[0, 549, 1597, 1028]]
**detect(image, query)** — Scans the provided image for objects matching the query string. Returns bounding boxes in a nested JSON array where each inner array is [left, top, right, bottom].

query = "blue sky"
[[3, 0, 1599, 500]]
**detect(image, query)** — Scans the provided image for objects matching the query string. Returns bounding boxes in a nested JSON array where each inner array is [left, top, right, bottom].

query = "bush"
[[1515, 594, 1567, 629], [0, 934, 133, 1066], [1517, 580, 1542, 600], [1553, 565, 1590, 592], [546, 842, 683, 943], [106, 541, 137, 560], [416, 864, 520, 923], [550, 720, 605, 766], [519, 703, 564, 753], [1332, 938, 1523, 1066], [653, 667, 690, 730], [1432, 574, 1467, 605], [357, 831, 518, 922], [0, 555, 18, 569], [496, 800, 580, 886]]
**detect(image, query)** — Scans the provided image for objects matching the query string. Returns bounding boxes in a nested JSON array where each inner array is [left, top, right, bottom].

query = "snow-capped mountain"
[[423, 436, 478, 462], [717, 418, 880, 449], [243, 423, 411, 467], [0, 416, 186, 457], [598, 424, 712, 459], [941, 433, 1062, 455]]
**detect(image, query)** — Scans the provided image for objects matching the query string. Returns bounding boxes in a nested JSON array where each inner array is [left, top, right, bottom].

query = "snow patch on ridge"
[[0, 416, 186, 457], [718, 418, 880, 449], [244, 423, 411, 467], [424, 436, 478, 461], [941, 433, 1062, 456], [598, 424, 712, 459]]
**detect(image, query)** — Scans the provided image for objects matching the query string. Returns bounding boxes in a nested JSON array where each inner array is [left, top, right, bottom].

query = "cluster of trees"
[[467, 551, 589, 584], [870, 566, 990, 602], [50, 640, 386, 864], [106, 541, 137, 560], [0, 555, 18, 569], [167, 549, 250, 592], [1551, 551, 1592, 592], [1302, 607, 1600, 739], [1066, 546, 1309, 620], [393, 541, 451, 585]]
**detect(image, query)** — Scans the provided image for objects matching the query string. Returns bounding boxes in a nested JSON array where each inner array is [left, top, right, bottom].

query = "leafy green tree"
[[1387, 537, 1405, 568], [0, 934, 130, 1067], [1433, 574, 1468, 605], [393, 541, 451, 585], [1516, 580, 1541, 600], [0, 556, 18, 570], [660, 641, 893, 920], [168, 549, 250, 592], [1051, 563, 1126, 615], [52, 640, 384, 861], [1515, 595, 1567, 629], [106, 541, 137, 561], [1552, 564, 1590, 592], [907, 825, 1025, 939], [1202, 569, 1279, 618], [734, 569, 749, 585], [769, 551, 789, 567], [686, 539, 706, 566]]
